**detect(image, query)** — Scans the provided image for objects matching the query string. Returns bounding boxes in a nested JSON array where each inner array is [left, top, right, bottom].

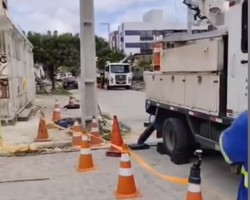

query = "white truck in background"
[[104, 62, 132, 90], [137, 0, 248, 164]]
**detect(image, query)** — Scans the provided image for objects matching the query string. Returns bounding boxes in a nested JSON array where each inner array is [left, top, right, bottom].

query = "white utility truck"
[[104, 62, 132, 89], [136, 0, 248, 164]]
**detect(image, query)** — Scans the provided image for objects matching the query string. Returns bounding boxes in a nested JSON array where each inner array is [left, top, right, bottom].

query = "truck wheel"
[[125, 86, 131, 90], [162, 118, 189, 156]]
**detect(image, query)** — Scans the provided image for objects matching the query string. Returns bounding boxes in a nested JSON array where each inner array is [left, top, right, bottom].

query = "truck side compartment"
[[143, 34, 234, 163]]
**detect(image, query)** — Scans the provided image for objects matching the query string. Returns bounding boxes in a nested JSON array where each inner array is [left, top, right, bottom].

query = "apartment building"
[[111, 9, 208, 55]]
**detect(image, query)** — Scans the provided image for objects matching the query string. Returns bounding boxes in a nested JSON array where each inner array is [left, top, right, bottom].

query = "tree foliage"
[[95, 36, 125, 69], [27, 31, 125, 90]]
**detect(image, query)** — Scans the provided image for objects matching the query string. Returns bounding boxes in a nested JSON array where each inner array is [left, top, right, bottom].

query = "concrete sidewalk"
[[1, 94, 79, 152]]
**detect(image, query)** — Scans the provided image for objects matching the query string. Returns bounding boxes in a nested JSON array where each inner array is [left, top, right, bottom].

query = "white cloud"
[[8, 0, 187, 36]]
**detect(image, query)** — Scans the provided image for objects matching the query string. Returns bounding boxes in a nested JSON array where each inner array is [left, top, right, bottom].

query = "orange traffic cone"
[[52, 99, 61, 122], [77, 134, 97, 172], [34, 111, 51, 142], [54, 99, 60, 108], [71, 120, 82, 149], [115, 144, 141, 199], [68, 95, 75, 107], [89, 116, 104, 147], [72, 120, 82, 132], [186, 150, 203, 200], [106, 115, 124, 157]]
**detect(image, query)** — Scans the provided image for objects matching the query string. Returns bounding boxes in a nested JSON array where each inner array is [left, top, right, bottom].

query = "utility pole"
[[79, 0, 98, 127], [100, 22, 111, 49]]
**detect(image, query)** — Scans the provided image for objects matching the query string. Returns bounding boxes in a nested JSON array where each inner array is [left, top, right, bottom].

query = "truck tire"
[[162, 118, 189, 156]]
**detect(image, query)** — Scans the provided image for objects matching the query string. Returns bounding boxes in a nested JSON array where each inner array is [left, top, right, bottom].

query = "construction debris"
[[100, 114, 130, 141]]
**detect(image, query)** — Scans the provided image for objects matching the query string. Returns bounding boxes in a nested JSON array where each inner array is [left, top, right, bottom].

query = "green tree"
[[95, 36, 125, 69], [28, 31, 80, 90], [28, 31, 125, 90]]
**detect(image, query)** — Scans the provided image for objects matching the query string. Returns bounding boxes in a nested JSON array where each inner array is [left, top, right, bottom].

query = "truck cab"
[[104, 62, 132, 90]]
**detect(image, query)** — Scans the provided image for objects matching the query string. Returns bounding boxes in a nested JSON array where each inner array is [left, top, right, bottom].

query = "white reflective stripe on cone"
[[91, 127, 99, 132], [73, 132, 82, 137], [74, 121, 79, 126], [188, 183, 201, 193], [121, 154, 130, 162], [82, 135, 88, 141], [80, 148, 91, 155], [54, 108, 60, 112], [119, 168, 133, 176]]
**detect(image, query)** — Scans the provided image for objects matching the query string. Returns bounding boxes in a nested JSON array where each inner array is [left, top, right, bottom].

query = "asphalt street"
[[0, 88, 241, 200]]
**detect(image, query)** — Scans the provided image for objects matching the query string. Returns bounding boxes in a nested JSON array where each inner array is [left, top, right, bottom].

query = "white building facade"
[[112, 9, 208, 55]]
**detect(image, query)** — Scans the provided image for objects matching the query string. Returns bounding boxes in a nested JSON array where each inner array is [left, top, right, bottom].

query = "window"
[[110, 65, 130, 73], [125, 43, 141, 48], [125, 31, 140, 36], [241, 0, 248, 53], [125, 42, 153, 49]]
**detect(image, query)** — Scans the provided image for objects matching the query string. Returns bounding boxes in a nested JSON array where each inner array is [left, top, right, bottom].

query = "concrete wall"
[[0, 14, 35, 121]]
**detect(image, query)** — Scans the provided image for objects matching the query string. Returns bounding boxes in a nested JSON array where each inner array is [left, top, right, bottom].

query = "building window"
[[125, 43, 141, 48], [125, 30, 140, 36], [141, 49, 153, 54], [241, 0, 248, 53], [140, 31, 154, 41], [125, 42, 153, 49]]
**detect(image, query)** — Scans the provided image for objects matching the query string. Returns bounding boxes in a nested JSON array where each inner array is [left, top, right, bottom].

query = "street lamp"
[[100, 22, 112, 49]]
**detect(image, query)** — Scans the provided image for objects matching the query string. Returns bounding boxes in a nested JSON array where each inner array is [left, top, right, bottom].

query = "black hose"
[[137, 123, 155, 144]]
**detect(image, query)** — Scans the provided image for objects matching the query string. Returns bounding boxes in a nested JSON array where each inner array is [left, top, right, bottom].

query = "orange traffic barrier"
[[34, 111, 51, 142], [71, 120, 82, 149], [89, 116, 104, 147], [77, 134, 97, 172], [52, 99, 61, 122], [115, 144, 141, 199], [106, 115, 124, 157]]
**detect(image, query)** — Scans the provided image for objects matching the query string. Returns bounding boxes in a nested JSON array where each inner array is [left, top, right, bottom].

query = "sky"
[[8, 0, 188, 39]]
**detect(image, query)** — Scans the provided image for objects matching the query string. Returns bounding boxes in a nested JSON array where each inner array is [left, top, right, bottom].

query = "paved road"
[[0, 89, 241, 200], [96, 88, 240, 200]]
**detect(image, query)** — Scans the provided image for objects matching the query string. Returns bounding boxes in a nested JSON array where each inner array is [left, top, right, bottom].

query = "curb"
[[0, 140, 112, 157], [0, 140, 72, 157], [33, 140, 72, 149]]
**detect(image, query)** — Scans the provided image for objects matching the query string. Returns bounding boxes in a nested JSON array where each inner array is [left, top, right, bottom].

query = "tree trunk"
[[49, 65, 55, 91]]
